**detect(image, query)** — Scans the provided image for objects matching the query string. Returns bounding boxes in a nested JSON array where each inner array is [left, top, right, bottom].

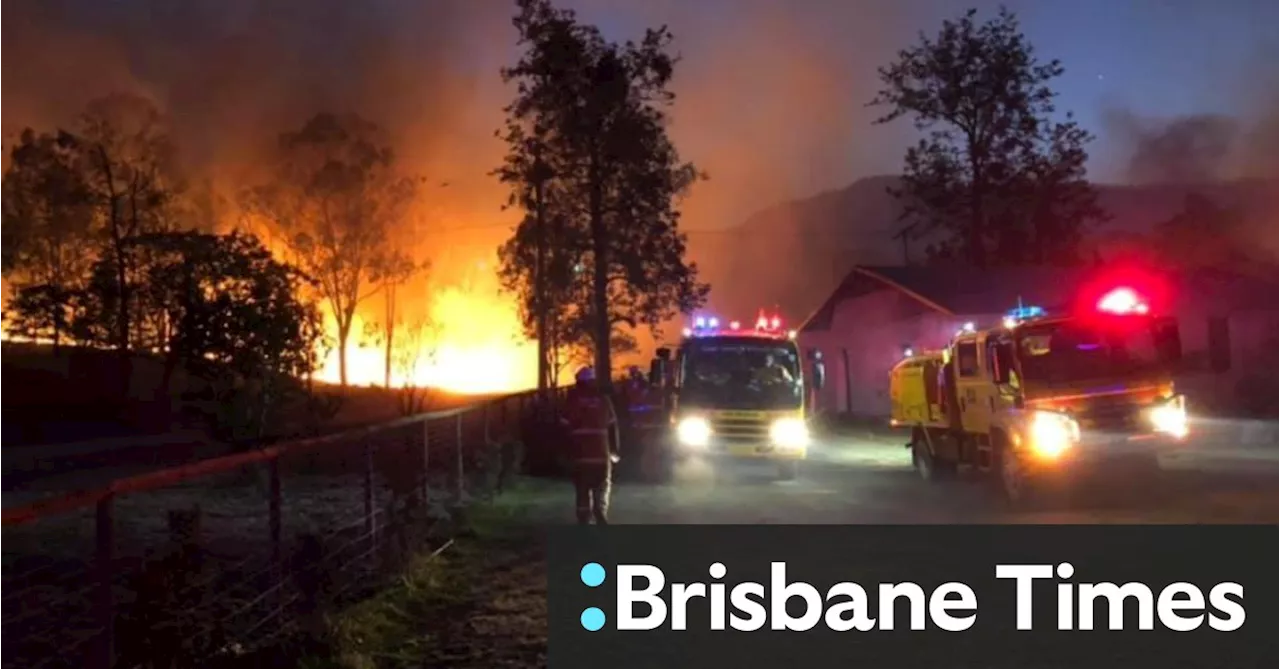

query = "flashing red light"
[[756, 316, 768, 329], [771, 317, 781, 329], [729, 320, 740, 330], [1096, 287, 1149, 315]]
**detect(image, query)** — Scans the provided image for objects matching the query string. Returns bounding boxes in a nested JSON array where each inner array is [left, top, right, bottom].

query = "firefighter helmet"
[[575, 366, 595, 384]]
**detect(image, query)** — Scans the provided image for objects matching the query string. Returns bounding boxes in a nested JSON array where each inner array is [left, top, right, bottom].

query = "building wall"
[[802, 288, 1278, 419], [800, 289, 996, 417]]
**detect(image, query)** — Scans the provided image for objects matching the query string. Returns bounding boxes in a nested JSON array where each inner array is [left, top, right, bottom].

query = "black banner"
[[548, 525, 1277, 669]]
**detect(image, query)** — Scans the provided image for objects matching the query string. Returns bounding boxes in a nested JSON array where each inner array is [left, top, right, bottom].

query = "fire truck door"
[[953, 338, 994, 434]]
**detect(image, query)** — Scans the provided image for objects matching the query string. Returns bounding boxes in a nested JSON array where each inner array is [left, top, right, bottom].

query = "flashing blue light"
[[708, 317, 719, 328], [1006, 305, 1045, 321], [694, 316, 707, 328]]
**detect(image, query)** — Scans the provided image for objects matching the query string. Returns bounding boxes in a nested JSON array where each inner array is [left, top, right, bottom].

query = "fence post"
[[91, 495, 115, 669], [268, 457, 283, 633], [269, 458, 282, 565], [454, 413, 464, 501], [421, 418, 431, 505], [363, 442, 376, 555]]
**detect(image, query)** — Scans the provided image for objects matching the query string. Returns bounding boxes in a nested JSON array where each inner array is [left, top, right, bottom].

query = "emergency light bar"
[[684, 309, 794, 340], [1002, 304, 1047, 329]]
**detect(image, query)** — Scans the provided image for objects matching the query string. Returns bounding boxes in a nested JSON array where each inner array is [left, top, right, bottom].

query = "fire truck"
[[647, 310, 826, 481], [888, 286, 1188, 504]]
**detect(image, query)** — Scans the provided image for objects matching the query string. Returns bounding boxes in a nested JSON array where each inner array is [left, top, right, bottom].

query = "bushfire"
[[317, 274, 538, 394]]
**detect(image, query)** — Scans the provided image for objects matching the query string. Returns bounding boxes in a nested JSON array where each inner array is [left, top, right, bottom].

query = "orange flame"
[[314, 263, 537, 394]]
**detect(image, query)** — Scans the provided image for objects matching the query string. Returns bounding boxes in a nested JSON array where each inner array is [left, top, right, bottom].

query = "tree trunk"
[[384, 282, 395, 389], [337, 318, 351, 389], [533, 177, 550, 394], [588, 162, 612, 394], [97, 144, 132, 397]]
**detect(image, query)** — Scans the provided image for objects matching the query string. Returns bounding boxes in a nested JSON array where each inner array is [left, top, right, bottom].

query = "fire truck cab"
[[648, 311, 826, 481], [889, 287, 1188, 504]]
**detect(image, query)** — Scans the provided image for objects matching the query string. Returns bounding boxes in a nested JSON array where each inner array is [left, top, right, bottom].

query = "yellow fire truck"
[[889, 287, 1188, 504], [647, 310, 826, 481]]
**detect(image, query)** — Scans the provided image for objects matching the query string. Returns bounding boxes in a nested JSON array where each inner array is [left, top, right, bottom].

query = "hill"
[[687, 176, 1278, 323]]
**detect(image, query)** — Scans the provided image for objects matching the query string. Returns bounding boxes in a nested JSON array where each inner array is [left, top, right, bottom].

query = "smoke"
[[2, 0, 928, 358], [1105, 110, 1244, 184]]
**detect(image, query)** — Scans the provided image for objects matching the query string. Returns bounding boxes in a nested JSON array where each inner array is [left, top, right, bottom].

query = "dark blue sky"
[[565, 0, 1276, 180]]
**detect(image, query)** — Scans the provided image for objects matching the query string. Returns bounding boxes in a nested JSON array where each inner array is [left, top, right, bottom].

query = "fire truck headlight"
[[770, 417, 809, 449], [676, 416, 712, 448], [1028, 411, 1077, 459], [1149, 396, 1189, 439]]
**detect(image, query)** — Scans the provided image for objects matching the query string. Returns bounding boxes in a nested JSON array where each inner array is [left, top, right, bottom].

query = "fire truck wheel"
[[776, 460, 798, 480], [994, 439, 1035, 507], [910, 431, 953, 482]]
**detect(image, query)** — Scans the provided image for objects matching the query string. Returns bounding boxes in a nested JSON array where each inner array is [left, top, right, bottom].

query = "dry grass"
[[304, 481, 558, 669]]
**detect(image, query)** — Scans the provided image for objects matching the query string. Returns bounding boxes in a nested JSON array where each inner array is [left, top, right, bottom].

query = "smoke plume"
[[1105, 111, 1244, 185]]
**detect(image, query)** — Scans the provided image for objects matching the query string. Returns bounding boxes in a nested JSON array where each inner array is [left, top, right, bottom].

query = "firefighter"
[[562, 366, 621, 524], [754, 352, 795, 387]]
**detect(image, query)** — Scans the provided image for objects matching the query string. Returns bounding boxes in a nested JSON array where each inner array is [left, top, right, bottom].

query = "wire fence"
[[1, 388, 562, 669]]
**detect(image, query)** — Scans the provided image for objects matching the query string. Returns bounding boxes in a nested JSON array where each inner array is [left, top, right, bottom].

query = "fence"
[[1, 388, 560, 669]]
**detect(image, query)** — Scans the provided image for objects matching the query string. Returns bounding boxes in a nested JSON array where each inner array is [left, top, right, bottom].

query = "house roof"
[[800, 264, 1278, 333]]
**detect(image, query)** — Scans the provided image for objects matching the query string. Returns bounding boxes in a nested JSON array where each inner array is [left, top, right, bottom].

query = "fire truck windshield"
[[682, 339, 802, 410], [1015, 320, 1164, 385]]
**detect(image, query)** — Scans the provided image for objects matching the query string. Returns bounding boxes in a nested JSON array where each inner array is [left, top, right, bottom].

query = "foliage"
[[0, 129, 92, 348], [3, 284, 77, 347], [75, 92, 183, 354], [245, 112, 420, 388], [494, 0, 708, 389], [144, 230, 324, 440], [870, 7, 1105, 267], [392, 318, 441, 416], [51, 229, 326, 441]]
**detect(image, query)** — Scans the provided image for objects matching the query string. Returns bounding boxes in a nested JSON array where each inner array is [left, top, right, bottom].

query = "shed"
[[797, 265, 1278, 418]]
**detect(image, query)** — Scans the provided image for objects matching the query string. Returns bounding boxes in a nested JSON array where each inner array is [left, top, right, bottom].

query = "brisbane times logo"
[[573, 561, 1247, 633]]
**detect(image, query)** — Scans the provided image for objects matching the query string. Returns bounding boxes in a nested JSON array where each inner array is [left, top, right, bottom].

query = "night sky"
[[3, 0, 1275, 231], [571, 0, 1277, 180]]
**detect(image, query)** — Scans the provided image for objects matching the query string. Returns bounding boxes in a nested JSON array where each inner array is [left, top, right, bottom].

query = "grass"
[[299, 481, 556, 669]]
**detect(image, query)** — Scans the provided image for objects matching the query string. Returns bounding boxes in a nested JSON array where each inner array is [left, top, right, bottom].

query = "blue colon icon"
[[581, 607, 606, 631], [580, 562, 605, 587]]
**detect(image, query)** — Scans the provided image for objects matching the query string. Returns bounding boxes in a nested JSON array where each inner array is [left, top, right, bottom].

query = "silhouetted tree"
[[495, 0, 709, 391], [374, 251, 426, 389], [76, 93, 181, 370], [871, 7, 1103, 267], [134, 230, 324, 440], [1, 129, 96, 351], [392, 317, 440, 415], [245, 112, 419, 388]]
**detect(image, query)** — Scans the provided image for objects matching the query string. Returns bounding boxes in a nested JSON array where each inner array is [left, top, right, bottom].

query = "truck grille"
[[710, 415, 770, 443], [1073, 399, 1142, 432]]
